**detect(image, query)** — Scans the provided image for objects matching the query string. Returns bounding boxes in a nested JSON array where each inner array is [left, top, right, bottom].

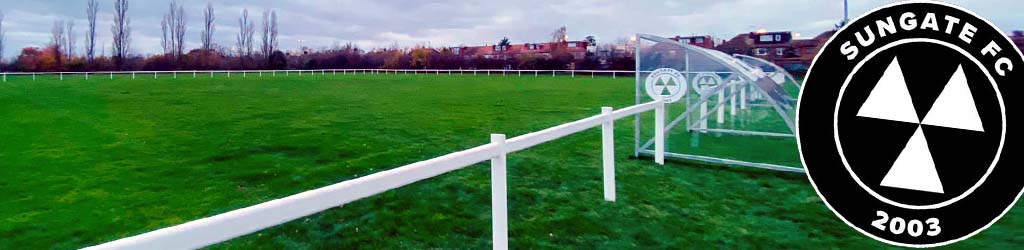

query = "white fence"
[[1, 69, 635, 82], [83, 99, 667, 250]]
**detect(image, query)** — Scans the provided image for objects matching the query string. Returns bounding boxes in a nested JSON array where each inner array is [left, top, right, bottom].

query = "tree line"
[[0, 0, 281, 72], [0, 1, 634, 73]]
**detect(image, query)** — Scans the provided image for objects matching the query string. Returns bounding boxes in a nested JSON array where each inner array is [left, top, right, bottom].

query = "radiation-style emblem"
[[798, 1, 1022, 247], [692, 72, 723, 96], [645, 68, 687, 103]]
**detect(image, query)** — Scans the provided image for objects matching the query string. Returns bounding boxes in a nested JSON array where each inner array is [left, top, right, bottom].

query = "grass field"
[[2, 73, 1022, 249]]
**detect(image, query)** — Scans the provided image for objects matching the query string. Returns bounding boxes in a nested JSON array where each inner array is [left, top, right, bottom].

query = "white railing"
[[83, 99, 667, 250], [1, 69, 635, 82]]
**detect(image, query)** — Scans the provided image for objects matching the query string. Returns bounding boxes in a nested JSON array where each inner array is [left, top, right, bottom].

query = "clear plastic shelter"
[[734, 54, 802, 96], [633, 34, 802, 172]]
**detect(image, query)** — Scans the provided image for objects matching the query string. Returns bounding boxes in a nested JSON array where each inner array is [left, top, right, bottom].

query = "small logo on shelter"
[[692, 73, 723, 96], [645, 68, 687, 103]]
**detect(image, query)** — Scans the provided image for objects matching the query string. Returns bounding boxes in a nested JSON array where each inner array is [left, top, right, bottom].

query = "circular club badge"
[[798, 1, 1022, 247], [692, 72, 723, 96], [645, 68, 687, 103]]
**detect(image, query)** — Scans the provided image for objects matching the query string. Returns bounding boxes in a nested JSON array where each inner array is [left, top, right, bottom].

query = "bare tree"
[[86, 0, 99, 61], [261, 10, 270, 60], [551, 26, 568, 43], [161, 1, 186, 58], [236, 8, 255, 58], [66, 20, 76, 61], [270, 11, 278, 55], [172, 2, 186, 58], [260, 9, 279, 62], [201, 2, 215, 51], [111, 0, 131, 67], [0, 12, 6, 64], [161, 14, 170, 54], [52, 20, 66, 68]]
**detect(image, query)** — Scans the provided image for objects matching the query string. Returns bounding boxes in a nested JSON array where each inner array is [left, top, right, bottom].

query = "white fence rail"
[[83, 99, 667, 250], [1, 69, 635, 82]]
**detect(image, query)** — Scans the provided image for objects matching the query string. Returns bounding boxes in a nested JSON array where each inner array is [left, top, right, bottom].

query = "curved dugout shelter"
[[633, 34, 803, 173]]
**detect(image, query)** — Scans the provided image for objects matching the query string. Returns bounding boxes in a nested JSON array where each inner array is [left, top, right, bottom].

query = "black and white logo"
[[644, 68, 687, 103], [798, 1, 1022, 247], [692, 72, 723, 96]]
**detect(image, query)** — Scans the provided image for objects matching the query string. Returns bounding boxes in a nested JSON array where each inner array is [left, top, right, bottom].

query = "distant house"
[[715, 30, 834, 71], [596, 44, 634, 59], [669, 35, 716, 49], [449, 40, 592, 61]]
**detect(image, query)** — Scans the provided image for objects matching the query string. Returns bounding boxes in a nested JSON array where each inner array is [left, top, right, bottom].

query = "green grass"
[[1, 73, 1022, 249]]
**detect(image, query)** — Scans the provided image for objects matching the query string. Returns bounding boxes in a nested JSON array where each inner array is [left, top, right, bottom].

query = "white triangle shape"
[[921, 65, 985, 132], [857, 57, 921, 124], [880, 126, 945, 193]]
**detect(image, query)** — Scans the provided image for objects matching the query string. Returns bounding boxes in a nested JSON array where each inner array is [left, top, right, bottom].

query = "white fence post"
[[60, 73, 64, 81], [490, 134, 509, 250], [132, 72, 135, 79], [86, 72, 89, 80], [730, 85, 737, 116], [2, 73, 6, 82], [717, 91, 726, 124], [154, 72, 157, 79], [174, 72, 177, 79], [740, 84, 748, 110], [655, 99, 666, 165], [601, 107, 616, 202], [699, 99, 709, 131]]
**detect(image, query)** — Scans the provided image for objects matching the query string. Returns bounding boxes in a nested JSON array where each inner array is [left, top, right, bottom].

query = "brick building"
[[715, 30, 834, 71], [448, 41, 592, 61], [669, 35, 716, 49]]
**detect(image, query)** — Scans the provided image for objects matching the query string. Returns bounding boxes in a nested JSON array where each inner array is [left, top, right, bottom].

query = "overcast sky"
[[0, 0, 1020, 59]]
